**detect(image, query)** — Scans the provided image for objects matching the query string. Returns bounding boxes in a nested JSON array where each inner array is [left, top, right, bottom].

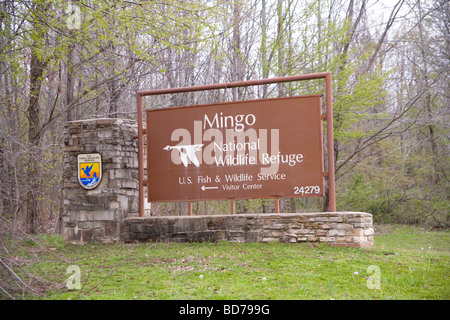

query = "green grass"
[[18, 224, 450, 300]]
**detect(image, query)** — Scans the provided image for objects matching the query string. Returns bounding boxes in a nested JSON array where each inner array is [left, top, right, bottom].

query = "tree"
[[0, 0, 214, 232], [1, 0, 447, 229]]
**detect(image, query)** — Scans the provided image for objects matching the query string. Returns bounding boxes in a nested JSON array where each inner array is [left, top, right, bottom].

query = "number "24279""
[[294, 186, 321, 195]]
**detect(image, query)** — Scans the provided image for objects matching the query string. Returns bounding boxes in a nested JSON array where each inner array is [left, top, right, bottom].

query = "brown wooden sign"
[[146, 95, 324, 202]]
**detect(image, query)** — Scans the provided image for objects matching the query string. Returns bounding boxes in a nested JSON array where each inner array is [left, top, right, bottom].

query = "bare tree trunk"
[[260, 0, 269, 98], [232, 0, 244, 100], [277, 0, 286, 97], [365, 0, 404, 73], [0, 71, 16, 219], [26, 49, 46, 234], [65, 37, 75, 122], [418, 0, 439, 185]]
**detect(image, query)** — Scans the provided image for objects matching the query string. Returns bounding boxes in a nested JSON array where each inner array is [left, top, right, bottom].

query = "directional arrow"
[[201, 186, 218, 191]]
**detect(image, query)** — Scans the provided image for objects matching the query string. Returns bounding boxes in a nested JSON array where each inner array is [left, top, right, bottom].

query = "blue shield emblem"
[[77, 153, 102, 190]]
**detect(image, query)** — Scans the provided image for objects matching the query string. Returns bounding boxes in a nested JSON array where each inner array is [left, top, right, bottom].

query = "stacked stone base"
[[62, 118, 139, 244], [122, 212, 374, 247]]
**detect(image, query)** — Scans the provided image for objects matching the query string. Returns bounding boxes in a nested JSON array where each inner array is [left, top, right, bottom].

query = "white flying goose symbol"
[[163, 144, 203, 167]]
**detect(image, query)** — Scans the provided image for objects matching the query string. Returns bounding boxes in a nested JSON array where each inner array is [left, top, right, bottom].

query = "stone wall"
[[62, 118, 139, 244], [122, 212, 374, 247]]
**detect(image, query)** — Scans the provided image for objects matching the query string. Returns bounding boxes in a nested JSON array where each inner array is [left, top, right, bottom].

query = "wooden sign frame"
[[136, 73, 335, 216]]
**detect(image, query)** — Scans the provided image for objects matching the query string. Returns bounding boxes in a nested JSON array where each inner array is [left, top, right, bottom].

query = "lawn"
[[18, 224, 450, 300]]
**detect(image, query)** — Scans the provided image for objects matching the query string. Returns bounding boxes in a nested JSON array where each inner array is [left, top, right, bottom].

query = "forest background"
[[0, 0, 448, 236]]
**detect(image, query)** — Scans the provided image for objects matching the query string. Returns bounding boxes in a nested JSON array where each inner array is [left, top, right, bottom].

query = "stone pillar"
[[62, 118, 139, 244]]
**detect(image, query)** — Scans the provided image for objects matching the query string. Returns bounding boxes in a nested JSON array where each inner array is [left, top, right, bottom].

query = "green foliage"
[[339, 173, 397, 221], [338, 136, 450, 227], [333, 67, 390, 142]]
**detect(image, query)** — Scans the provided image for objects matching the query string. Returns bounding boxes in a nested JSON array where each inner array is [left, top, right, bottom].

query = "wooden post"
[[325, 73, 336, 212], [188, 201, 193, 216], [137, 93, 145, 217], [275, 198, 280, 213]]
